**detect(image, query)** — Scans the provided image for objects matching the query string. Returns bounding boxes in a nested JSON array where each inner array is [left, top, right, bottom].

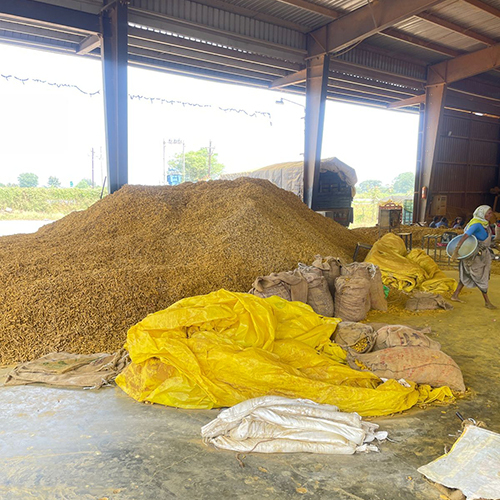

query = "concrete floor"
[[1, 272, 499, 500]]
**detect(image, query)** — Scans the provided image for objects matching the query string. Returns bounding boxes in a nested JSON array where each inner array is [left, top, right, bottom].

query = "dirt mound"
[[0, 178, 371, 364]]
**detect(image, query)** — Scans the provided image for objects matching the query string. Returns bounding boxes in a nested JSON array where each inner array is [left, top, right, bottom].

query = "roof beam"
[[129, 54, 271, 88], [417, 11, 497, 46], [329, 71, 421, 96], [329, 59, 426, 89], [327, 79, 418, 100], [0, 0, 99, 34], [308, 0, 445, 57], [128, 26, 302, 72], [387, 94, 426, 108], [0, 19, 81, 44], [451, 77, 500, 101], [275, 0, 339, 19], [428, 43, 500, 85], [128, 46, 274, 84], [129, 9, 306, 64], [128, 38, 289, 77], [275, 0, 481, 59], [269, 69, 306, 88], [382, 28, 462, 57], [76, 34, 101, 55], [326, 91, 394, 109], [446, 92, 500, 116], [187, 0, 308, 32], [462, 0, 500, 18]]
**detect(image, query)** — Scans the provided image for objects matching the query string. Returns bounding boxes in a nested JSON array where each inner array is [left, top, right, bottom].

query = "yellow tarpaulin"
[[116, 289, 453, 416], [365, 233, 456, 294]]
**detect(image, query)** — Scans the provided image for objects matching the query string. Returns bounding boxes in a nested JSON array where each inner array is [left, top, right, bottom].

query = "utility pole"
[[182, 140, 186, 183], [207, 140, 214, 179], [99, 147, 104, 187], [167, 138, 186, 183], [162, 139, 166, 185], [91, 147, 95, 188]]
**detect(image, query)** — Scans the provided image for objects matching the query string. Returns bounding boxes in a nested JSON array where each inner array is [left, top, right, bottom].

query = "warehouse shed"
[[1, 0, 500, 221], [1, 3, 500, 500]]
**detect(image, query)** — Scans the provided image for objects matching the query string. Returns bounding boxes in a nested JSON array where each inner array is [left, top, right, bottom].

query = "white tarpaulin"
[[418, 425, 500, 500], [201, 396, 387, 454], [220, 157, 357, 199]]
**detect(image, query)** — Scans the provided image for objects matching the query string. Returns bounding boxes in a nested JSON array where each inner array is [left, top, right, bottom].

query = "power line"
[[1, 72, 273, 123], [0, 73, 100, 96]]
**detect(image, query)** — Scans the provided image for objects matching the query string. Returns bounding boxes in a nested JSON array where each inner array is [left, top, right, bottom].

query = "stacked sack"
[[335, 262, 387, 321], [249, 256, 387, 321], [332, 322, 465, 392]]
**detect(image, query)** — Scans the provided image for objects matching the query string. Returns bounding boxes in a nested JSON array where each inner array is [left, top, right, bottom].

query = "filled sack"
[[373, 325, 441, 351], [249, 272, 308, 303], [311, 255, 342, 298], [296, 264, 334, 317], [347, 346, 465, 392], [342, 262, 387, 311], [333, 322, 375, 353], [334, 276, 371, 322]]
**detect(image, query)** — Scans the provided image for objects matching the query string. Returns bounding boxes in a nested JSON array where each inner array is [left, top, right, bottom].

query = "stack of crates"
[[313, 171, 354, 227], [313, 171, 353, 210]]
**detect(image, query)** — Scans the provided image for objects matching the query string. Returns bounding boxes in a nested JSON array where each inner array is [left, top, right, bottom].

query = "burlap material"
[[249, 272, 308, 303], [311, 255, 342, 298], [333, 322, 375, 353], [341, 262, 387, 311], [373, 325, 441, 351], [406, 291, 453, 311], [296, 264, 334, 317], [334, 276, 371, 322], [347, 347, 465, 392], [4, 349, 130, 389]]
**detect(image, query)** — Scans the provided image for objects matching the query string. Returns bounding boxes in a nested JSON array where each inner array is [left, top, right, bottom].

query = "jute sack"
[[333, 322, 375, 353], [341, 263, 387, 311], [369, 267, 388, 311], [347, 346, 465, 392], [334, 276, 371, 322], [249, 272, 309, 303], [249, 275, 291, 301], [406, 292, 453, 311], [341, 262, 371, 279], [297, 265, 334, 317], [373, 325, 441, 351], [311, 255, 342, 298], [4, 349, 130, 388]]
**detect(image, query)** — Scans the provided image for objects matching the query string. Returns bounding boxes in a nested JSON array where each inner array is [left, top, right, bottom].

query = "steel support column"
[[304, 50, 329, 209], [416, 83, 447, 221], [413, 103, 425, 222], [101, 0, 128, 194]]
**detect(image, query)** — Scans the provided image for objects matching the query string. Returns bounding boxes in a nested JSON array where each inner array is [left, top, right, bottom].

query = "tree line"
[[0, 173, 96, 189], [356, 172, 415, 195]]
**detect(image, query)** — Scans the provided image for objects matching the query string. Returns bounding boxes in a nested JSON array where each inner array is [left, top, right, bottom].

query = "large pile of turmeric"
[[0, 178, 371, 364]]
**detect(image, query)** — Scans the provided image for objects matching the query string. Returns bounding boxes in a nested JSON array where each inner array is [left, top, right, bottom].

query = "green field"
[[0, 187, 103, 220]]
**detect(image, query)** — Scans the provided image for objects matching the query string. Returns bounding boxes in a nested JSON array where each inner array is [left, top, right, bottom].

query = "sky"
[[0, 42, 420, 188]]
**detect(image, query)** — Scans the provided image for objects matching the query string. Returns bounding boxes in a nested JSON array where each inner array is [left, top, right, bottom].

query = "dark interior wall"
[[429, 109, 500, 220]]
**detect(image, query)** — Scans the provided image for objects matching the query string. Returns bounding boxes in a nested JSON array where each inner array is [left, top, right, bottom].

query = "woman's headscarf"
[[473, 205, 491, 223], [466, 205, 491, 229]]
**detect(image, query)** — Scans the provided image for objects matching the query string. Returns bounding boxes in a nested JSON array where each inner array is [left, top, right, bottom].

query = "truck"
[[221, 157, 357, 226]]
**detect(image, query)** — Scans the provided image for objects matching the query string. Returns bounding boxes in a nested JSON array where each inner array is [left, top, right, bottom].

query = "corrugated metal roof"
[[3, 0, 500, 110], [365, 33, 447, 64], [393, 16, 486, 52], [210, 0, 328, 29], [431, 1, 500, 40]]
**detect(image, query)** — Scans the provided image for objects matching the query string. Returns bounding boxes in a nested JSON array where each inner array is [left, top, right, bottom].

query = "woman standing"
[[451, 205, 496, 309]]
